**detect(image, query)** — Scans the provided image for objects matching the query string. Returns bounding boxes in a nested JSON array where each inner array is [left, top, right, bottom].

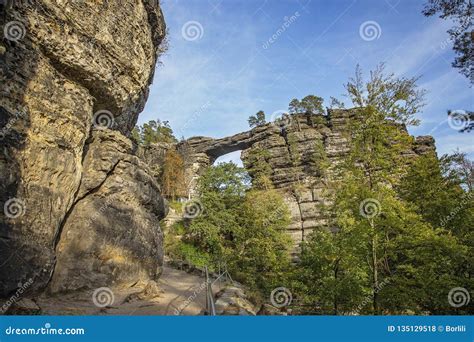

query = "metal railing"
[[205, 266, 216, 316]]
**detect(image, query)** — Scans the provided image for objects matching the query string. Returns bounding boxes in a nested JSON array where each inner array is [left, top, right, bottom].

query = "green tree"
[[398, 153, 473, 314], [300, 95, 325, 115], [131, 126, 142, 144], [180, 162, 292, 296], [299, 65, 464, 315], [288, 98, 303, 114], [134, 119, 178, 146], [422, 0, 474, 83], [235, 189, 292, 292], [181, 163, 248, 265], [289, 95, 325, 115], [309, 139, 329, 177], [245, 148, 273, 190], [248, 110, 266, 128], [299, 227, 368, 314]]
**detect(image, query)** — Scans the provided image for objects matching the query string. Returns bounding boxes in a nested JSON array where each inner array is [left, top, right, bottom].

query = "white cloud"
[[385, 19, 452, 77]]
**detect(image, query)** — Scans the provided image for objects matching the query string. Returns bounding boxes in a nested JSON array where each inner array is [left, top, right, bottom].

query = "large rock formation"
[[0, 1, 166, 297], [174, 110, 436, 250]]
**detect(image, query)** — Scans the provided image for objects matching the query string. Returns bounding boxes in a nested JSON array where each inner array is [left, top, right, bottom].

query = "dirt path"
[[35, 266, 225, 316]]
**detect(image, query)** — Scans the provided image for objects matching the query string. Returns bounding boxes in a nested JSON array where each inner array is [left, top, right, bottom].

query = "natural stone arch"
[[175, 110, 436, 251]]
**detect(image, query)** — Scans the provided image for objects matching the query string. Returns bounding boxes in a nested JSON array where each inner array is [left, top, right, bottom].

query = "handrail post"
[[205, 266, 216, 316]]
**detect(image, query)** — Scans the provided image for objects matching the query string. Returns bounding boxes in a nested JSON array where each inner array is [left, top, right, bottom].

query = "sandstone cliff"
[[0, 0, 167, 297], [171, 110, 436, 251]]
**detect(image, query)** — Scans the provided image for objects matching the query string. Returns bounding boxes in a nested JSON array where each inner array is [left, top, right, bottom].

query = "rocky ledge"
[[0, 0, 167, 299]]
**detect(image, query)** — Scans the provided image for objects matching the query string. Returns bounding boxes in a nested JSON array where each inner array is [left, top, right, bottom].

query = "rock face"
[[214, 285, 257, 316], [0, 1, 166, 297], [175, 110, 436, 251]]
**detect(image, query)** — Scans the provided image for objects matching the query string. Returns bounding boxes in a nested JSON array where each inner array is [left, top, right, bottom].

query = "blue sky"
[[140, 0, 473, 165]]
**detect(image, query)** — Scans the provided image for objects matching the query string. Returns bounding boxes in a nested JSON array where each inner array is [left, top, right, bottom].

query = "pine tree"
[[248, 110, 266, 128]]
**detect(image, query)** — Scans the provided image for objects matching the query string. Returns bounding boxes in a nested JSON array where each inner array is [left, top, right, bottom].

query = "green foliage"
[[398, 153, 474, 314], [296, 65, 471, 315], [299, 228, 369, 314], [248, 110, 266, 128], [177, 242, 212, 268], [287, 133, 301, 167], [309, 139, 329, 177], [177, 162, 292, 295], [131, 126, 141, 142], [168, 201, 183, 213], [234, 189, 293, 292], [246, 148, 273, 189], [289, 95, 325, 115], [422, 0, 473, 83], [329, 96, 345, 109], [133, 119, 177, 145], [345, 64, 425, 126]]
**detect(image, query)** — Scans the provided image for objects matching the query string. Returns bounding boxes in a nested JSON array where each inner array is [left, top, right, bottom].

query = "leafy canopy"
[[132, 119, 177, 145]]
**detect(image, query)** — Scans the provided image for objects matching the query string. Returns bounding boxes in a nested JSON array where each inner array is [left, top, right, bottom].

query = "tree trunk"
[[371, 219, 379, 315]]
